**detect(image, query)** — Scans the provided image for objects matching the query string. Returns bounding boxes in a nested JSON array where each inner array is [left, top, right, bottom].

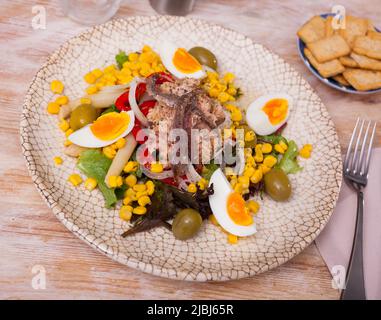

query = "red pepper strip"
[[161, 175, 187, 187], [115, 82, 147, 111], [131, 100, 157, 140]]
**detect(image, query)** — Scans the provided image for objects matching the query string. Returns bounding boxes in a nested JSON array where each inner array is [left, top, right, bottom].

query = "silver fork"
[[341, 118, 377, 300]]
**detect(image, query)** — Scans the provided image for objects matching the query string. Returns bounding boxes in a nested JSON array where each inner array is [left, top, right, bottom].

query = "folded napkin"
[[316, 147, 381, 299]]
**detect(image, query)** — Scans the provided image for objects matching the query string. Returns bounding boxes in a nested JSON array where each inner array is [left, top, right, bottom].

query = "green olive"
[[172, 208, 203, 240], [264, 168, 292, 201], [188, 47, 218, 70], [236, 124, 257, 148], [70, 104, 98, 131]]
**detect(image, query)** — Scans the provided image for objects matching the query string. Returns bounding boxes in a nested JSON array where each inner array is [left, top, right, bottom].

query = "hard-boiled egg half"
[[208, 169, 257, 237], [160, 42, 206, 79], [68, 111, 135, 148], [246, 93, 292, 135]]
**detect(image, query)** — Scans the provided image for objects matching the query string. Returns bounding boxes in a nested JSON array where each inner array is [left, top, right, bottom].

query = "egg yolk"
[[90, 112, 130, 141], [173, 48, 202, 74], [262, 98, 288, 125], [226, 192, 253, 226]]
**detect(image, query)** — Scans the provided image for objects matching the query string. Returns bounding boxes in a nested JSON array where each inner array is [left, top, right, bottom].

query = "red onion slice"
[[186, 163, 202, 183], [141, 165, 174, 180]]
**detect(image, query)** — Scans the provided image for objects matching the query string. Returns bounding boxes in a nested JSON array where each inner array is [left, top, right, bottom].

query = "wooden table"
[[1, 0, 380, 300]]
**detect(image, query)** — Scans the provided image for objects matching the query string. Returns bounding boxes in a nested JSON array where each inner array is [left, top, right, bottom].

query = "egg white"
[[68, 110, 135, 148], [246, 93, 292, 135], [208, 169, 257, 237], [160, 42, 206, 79]]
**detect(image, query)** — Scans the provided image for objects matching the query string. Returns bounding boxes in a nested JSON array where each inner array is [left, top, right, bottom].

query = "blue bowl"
[[298, 13, 381, 94]]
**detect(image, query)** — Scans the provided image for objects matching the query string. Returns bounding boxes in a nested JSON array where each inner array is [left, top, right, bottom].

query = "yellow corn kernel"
[[125, 174, 137, 187], [246, 200, 260, 214], [209, 214, 219, 226], [259, 164, 271, 174], [50, 80, 64, 94], [125, 188, 137, 201], [223, 72, 235, 83], [84, 72, 96, 84], [261, 143, 272, 154], [119, 206, 133, 221], [230, 109, 242, 122], [244, 147, 252, 158], [108, 175, 123, 188], [299, 144, 313, 159], [230, 177, 238, 188], [246, 155, 255, 167], [91, 68, 103, 79], [103, 146, 116, 159], [145, 180, 155, 195], [84, 178, 97, 191], [133, 206, 147, 215], [123, 161, 138, 173], [59, 119, 70, 132], [53, 156, 63, 165], [114, 138, 126, 149], [263, 155, 277, 168], [238, 176, 250, 189], [64, 139, 72, 147], [250, 169, 263, 184], [128, 52, 139, 62], [86, 85, 99, 95], [80, 97, 92, 105], [47, 102, 60, 114], [274, 144, 285, 154], [123, 196, 133, 205], [217, 91, 230, 103], [136, 190, 148, 198], [133, 183, 146, 192], [234, 182, 243, 194], [65, 128, 73, 137], [279, 140, 288, 151], [299, 148, 311, 159], [208, 88, 220, 98], [142, 45, 152, 52], [244, 130, 255, 142], [254, 151, 263, 163], [228, 233, 238, 244], [68, 174, 82, 186], [138, 195, 151, 207], [243, 167, 255, 178], [55, 95, 69, 106], [150, 162, 163, 173], [197, 178, 208, 191], [187, 183, 197, 193]]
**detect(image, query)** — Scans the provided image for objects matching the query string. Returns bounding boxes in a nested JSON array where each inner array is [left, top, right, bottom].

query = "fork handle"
[[341, 191, 366, 300]]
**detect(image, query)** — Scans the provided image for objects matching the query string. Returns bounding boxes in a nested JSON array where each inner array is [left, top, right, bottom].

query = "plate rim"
[[20, 15, 343, 281]]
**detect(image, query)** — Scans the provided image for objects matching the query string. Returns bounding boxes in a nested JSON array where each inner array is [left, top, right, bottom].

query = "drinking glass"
[[60, 0, 121, 26]]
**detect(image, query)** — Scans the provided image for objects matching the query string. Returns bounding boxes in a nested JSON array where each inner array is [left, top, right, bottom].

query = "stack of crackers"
[[298, 15, 381, 91]]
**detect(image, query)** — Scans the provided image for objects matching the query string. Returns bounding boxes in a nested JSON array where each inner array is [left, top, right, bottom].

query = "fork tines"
[[344, 118, 377, 181]]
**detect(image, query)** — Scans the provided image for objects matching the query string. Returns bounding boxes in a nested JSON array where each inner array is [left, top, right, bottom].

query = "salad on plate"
[[46, 42, 313, 244]]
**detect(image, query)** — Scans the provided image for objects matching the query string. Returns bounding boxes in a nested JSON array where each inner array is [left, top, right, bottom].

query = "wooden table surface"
[[1, 0, 380, 300]]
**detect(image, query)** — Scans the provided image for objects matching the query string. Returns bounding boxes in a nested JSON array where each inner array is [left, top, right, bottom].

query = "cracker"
[[297, 16, 326, 43], [367, 30, 381, 41], [325, 16, 336, 37], [307, 34, 351, 62], [350, 52, 381, 71], [339, 56, 358, 67], [339, 16, 369, 47], [343, 68, 381, 90], [367, 19, 376, 31], [332, 74, 350, 86], [304, 48, 345, 77], [353, 36, 381, 60]]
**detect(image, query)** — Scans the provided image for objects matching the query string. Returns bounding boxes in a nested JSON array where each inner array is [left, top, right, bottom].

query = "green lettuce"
[[77, 150, 117, 208], [115, 51, 128, 69], [277, 140, 302, 174]]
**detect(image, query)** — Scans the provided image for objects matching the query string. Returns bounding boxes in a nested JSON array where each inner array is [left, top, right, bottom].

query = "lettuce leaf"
[[77, 150, 117, 208], [115, 51, 128, 69], [277, 140, 302, 174]]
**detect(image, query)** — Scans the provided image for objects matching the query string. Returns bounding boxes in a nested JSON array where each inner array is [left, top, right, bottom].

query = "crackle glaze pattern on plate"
[[20, 16, 342, 281]]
